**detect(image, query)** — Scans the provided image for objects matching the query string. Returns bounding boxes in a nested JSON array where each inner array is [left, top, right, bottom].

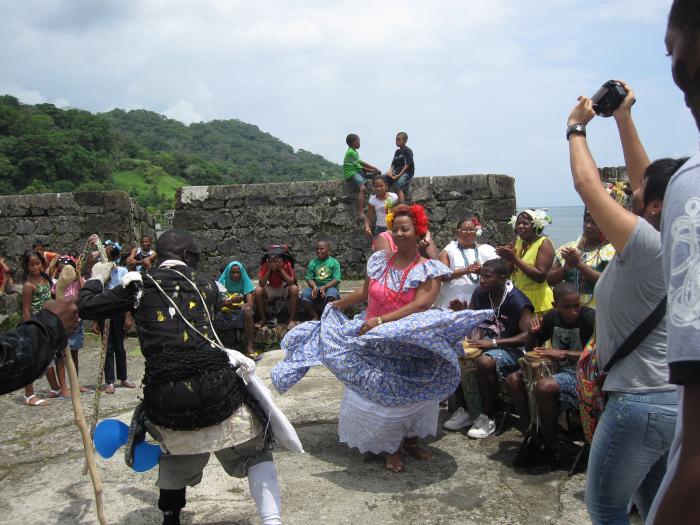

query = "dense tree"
[[0, 97, 341, 213]]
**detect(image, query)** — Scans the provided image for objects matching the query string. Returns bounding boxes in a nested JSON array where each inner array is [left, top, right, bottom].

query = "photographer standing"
[[566, 82, 683, 523], [648, 2, 700, 524]]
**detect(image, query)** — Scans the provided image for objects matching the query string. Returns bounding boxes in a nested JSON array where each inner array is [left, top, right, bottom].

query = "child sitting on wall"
[[343, 133, 381, 220], [301, 240, 342, 320], [385, 131, 415, 203]]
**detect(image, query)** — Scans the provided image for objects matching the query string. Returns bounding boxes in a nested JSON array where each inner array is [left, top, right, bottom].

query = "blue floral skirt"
[[271, 305, 493, 407]]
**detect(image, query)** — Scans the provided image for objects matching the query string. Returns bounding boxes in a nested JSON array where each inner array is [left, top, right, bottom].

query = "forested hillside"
[[0, 95, 340, 214]]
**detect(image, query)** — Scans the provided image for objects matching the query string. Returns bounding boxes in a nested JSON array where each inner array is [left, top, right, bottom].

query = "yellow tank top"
[[511, 236, 554, 314]]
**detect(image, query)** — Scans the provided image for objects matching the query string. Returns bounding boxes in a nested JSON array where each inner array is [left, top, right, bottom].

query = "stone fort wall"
[[173, 175, 517, 280], [0, 191, 155, 272]]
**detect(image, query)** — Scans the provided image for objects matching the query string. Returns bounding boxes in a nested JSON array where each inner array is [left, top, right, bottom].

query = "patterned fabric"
[[30, 282, 51, 315], [576, 334, 605, 442], [272, 303, 493, 406], [366, 250, 449, 292]]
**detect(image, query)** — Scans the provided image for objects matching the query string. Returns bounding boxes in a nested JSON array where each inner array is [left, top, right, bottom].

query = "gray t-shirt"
[[661, 151, 700, 383], [645, 152, 700, 524], [595, 218, 672, 392]]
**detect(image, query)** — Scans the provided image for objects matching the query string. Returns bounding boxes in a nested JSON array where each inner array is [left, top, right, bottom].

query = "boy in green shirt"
[[301, 240, 342, 320], [343, 133, 380, 220]]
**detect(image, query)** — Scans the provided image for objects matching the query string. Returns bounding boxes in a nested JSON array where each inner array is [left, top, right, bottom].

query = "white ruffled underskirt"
[[338, 388, 439, 454]]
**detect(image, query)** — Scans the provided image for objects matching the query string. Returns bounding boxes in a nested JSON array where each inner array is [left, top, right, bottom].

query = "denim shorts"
[[346, 171, 373, 189], [483, 348, 522, 379], [301, 286, 340, 304], [374, 225, 388, 236], [389, 172, 414, 191], [68, 321, 84, 351], [552, 368, 577, 407]]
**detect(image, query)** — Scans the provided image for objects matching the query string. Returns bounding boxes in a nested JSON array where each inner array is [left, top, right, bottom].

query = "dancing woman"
[[272, 204, 492, 472]]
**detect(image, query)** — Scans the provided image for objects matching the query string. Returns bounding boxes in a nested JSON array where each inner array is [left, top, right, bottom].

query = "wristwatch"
[[376, 317, 383, 325], [566, 122, 586, 140], [492, 338, 497, 348]]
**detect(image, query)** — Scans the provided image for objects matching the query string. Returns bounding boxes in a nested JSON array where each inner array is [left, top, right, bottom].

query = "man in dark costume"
[[78, 230, 283, 525]]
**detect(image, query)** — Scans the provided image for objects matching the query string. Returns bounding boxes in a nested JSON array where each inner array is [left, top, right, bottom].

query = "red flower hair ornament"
[[386, 203, 429, 237]]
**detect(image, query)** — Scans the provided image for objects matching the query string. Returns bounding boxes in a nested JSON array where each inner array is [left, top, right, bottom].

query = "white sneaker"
[[467, 413, 496, 439], [443, 407, 473, 430]]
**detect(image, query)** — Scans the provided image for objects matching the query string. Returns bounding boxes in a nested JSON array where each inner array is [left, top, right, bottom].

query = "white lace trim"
[[337, 388, 438, 454]]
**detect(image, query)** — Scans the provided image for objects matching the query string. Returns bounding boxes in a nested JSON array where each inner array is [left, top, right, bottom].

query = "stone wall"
[[0, 191, 155, 273], [173, 175, 516, 280]]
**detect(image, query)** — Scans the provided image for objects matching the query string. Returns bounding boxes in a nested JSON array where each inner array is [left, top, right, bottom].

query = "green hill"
[[0, 95, 341, 215]]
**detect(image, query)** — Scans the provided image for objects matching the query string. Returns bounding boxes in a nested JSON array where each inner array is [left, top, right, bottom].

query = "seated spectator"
[[254, 248, 299, 329], [126, 235, 157, 271], [546, 210, 615, 307], [449, 259, 534, 438], [217, 261, 258, 359], [435, 216, 498, 310], [497, 210, 555, 314], [385, 131, 415, 203], [301, 240, 342, 320], [0, 256, 14, 294], [506, 282, 595, 473], [343, 133, 381, 220], [364, 175, 398, 238]]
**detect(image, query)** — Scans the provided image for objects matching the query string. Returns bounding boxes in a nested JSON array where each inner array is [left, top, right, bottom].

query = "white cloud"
[[163, 100, 204, 124], [0, 0, 695, 206]]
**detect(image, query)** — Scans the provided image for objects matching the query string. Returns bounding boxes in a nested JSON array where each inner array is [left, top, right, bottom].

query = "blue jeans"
[[346, 171, 373, 189], [586, 390, 677, 524], [483, 348, 521, 379], [301, 286, 340, 304], [390, 172, 413, 191]]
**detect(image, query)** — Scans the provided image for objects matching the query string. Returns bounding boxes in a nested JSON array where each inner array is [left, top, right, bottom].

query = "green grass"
[[112, 169, 186, 202]]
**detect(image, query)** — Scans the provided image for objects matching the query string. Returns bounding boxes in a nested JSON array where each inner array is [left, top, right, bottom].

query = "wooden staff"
[[56, 265, 108, 525], [77, 235, 110, 475]]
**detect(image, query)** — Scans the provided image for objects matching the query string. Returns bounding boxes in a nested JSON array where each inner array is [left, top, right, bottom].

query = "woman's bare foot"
[[385, 451, 404, 473], [402, 441, 433, 460]]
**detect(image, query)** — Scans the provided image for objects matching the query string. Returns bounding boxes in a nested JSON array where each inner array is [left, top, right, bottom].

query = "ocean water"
[[518, 205, 586, 249]]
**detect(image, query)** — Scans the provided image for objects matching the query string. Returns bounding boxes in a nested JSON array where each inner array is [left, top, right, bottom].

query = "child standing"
[[301, 240, 342, 320], [364, 175, 398, 238], [385, 132, 415, 203], [21, 250, 53, 406], [343, 133, 381, 220]]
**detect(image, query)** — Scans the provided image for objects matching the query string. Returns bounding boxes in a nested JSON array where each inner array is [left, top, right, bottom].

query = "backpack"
[[575, 296, 667, 443]]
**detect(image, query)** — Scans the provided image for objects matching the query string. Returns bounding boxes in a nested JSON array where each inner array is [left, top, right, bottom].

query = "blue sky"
[[0, 0, 696, 206]]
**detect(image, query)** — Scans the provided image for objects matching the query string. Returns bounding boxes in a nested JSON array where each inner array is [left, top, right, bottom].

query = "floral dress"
[[272, 251, 493, 454]]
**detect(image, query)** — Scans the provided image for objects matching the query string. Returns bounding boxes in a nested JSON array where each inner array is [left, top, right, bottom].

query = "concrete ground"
[[0, 332, 608, 524]]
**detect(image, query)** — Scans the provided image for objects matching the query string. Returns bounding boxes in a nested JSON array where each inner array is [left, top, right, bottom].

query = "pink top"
[[371, 231, 396, 253], [364, 250, 452, 318], [367, 278, 417, 317]]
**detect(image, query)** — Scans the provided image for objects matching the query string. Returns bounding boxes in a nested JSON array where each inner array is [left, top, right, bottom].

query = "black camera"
[[591, 80, 629, 117]]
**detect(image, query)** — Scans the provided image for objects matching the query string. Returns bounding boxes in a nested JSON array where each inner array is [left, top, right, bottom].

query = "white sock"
[[248, 461, 282, 525]]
